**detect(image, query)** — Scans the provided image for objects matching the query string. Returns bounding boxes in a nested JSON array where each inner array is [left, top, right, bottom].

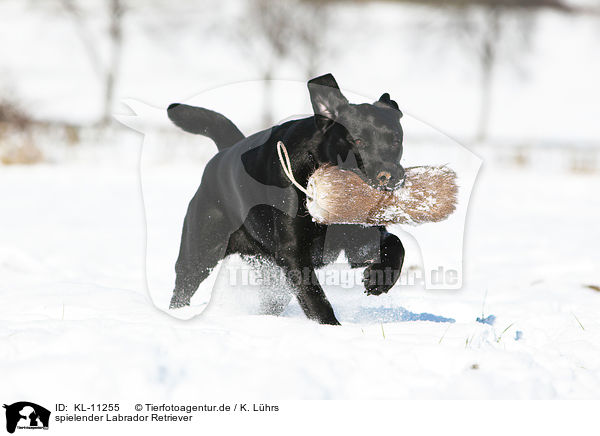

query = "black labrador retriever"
[[166, 73, 405, 325]]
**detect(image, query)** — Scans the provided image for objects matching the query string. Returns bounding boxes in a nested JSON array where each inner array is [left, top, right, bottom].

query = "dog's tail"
[[167, 103, 245, 151]]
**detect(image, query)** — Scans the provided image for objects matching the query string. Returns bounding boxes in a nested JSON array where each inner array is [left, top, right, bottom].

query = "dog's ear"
[[308, 74, 348, 129], [375, 93, 402, 117]]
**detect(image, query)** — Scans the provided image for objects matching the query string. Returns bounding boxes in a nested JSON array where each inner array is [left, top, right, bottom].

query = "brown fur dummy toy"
[[305, 165, 458, 226], [276, 141, 458, 226]]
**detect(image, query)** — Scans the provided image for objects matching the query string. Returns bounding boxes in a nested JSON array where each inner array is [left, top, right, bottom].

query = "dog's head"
[[308, 74, 405, 190]]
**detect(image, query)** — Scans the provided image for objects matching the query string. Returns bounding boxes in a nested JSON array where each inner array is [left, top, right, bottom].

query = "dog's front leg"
[[282, 261, 340, 325], [363, 229, 405, 296], [296, 267, 341, 325]]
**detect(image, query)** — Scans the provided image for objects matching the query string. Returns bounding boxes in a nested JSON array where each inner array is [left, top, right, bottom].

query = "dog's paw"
[[363, 263, 397, 296]]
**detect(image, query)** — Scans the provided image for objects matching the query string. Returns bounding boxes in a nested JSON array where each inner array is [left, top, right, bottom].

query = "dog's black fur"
[[167, 74, 406, 325]]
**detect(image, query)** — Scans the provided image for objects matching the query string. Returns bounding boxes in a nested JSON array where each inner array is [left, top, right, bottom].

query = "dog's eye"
[[355, 139, 363, 146]]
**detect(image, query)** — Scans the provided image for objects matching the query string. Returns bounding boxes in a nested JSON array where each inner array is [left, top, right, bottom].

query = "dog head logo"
[[3, 402, 50, 433]]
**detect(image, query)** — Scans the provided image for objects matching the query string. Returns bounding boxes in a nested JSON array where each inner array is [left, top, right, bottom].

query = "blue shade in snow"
[[476, 314, 496, 325], [350, 306, 455, 324], [514, 330, 524, 341]]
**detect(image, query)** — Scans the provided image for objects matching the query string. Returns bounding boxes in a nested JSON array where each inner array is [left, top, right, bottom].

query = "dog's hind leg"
[[257, 265, 293, 316], [170, 192, 234, 309], [240, 254, 292, 316], [242, 255, 292, 316], [259, 289, 292, 316]]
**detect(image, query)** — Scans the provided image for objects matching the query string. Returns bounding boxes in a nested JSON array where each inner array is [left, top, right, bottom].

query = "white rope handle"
[[276, 141, 312, 198]]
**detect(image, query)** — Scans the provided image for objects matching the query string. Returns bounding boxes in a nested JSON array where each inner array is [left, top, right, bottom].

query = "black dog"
[[167, 74, 405, 325]]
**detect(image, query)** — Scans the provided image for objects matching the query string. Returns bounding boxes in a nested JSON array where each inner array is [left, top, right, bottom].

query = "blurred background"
[[0, 0, 599, 168]]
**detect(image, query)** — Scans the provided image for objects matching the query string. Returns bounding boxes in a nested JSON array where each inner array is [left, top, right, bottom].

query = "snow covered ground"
[[2, 132, 599, 401]]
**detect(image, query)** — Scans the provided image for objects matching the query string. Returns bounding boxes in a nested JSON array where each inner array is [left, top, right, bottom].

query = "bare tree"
[[476, 7, 502, 142], [234, 0, 335, 126], [104, 0, 125, 126], [393, 0, 577, 141], [462, 7, 536, 141], [59, 0, 125, 126], [411, 3, 537, 141]]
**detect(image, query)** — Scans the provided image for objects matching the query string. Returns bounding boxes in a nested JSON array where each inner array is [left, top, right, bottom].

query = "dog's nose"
[[377, 171, 391, 186], [376, 167, 405, 190], [397, 167, 406, 187]]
